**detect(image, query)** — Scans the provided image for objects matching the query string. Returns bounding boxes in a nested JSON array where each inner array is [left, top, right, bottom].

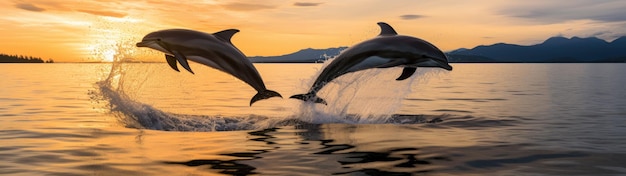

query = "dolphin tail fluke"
[[250, 89, 283, 106], [396, 67, 417, 80], [289, 93, 327, 105]]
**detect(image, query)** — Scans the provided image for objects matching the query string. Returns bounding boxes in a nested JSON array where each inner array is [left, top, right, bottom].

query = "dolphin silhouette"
[[136, 28, 282, 106], [290, 22, 453, 105]]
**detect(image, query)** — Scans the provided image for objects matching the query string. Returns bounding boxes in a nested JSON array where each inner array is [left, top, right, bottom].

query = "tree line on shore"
[[0, 53, 54, 63]]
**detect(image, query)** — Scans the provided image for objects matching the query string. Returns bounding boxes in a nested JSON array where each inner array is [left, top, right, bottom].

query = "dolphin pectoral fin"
[[289, 93, 327, 105], [250, 89, 283, 106], [172, 50, 194, 74], [396, 67, 417, 81], [165, 55, 180, 72]]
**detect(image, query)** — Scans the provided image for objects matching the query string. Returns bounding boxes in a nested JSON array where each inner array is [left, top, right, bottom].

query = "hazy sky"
[[2, 0, 625, 62]]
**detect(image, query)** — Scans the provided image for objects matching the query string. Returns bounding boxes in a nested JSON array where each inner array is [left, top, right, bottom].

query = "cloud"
[[293, 2, 323, 7], [610, 32, 626, 39], [221, 2, 276, 11], [590, 31, 610, 37], [76, 9, 127, 18], [399, 14, 424, 20], [15, 3, 45, 12], [499, 0, 626, 23]]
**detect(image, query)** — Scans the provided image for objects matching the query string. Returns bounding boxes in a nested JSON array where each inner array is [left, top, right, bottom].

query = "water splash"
[[292, 58, 443, 124], [92, 38, 447, 131], [91, 38, 287, 131]]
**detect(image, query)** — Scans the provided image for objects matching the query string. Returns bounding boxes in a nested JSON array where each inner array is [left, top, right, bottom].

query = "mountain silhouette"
[[449, 36, 626, 63], [248, 36, 626, 63], [250, 47, 347, 63]]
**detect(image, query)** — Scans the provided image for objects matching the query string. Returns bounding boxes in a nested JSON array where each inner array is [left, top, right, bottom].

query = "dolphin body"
[[290, 22, 453, 105], [136, 28, 282, 106]]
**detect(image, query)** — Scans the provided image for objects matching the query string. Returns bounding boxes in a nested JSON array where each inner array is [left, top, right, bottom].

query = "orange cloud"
[[76, 9, 127, 18], [399, 14, 424, 20], [221, 2, 275, 11], [15, 3, 45, 12], [293, 2, 323, 7]]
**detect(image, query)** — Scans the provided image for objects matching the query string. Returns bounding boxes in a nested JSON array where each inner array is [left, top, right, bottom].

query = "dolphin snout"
[[136, 38, 162, 47], [439, 62, 453, 71], [136, 41, 151, 47], [415, 59, 453, 71]]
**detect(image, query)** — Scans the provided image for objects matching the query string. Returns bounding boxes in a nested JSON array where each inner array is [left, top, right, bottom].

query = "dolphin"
[[136, 28, 282, 106], [290, 22, 453, 105]]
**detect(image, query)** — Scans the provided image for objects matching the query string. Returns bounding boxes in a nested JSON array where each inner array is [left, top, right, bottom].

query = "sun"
[[102, 46, 117, 62], [85, 16, 146, 62], [84, 37, 118, 62]]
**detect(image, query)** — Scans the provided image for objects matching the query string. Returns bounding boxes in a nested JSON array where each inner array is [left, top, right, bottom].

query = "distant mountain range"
[[249, 36, 626, 63], [250, 47, 347, 63], [448, 36, 626, 63]]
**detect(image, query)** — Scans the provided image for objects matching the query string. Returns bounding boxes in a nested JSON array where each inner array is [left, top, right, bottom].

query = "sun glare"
[[102, 46, 117, 62], [85, 35, 119, 62], [85, 16, 147, 62]]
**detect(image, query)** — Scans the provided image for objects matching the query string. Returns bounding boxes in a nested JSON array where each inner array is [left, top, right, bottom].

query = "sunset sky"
[[1, 0, 625, 62]]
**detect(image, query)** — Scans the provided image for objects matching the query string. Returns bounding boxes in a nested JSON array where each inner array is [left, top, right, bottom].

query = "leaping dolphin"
[[136, 28, 282, 106], [290, 22, 453, 105]]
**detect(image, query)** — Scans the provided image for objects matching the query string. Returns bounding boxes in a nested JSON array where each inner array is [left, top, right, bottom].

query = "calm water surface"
[[1, 63, 625, 175]]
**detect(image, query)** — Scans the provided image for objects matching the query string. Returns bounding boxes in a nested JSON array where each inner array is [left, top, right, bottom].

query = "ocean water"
[[1, 62, 625, 175]]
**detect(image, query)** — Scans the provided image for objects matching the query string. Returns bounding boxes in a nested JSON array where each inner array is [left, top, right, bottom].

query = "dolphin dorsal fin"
[[214, 29, 240, 43], [377, 22, 397, 36]]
